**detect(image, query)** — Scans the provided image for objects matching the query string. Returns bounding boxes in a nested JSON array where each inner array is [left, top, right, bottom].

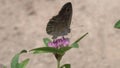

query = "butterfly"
[[46, 2, 72, 39]]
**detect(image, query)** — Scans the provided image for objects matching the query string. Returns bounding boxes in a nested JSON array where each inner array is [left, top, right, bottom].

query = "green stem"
[[57, 60, 60, 68], [54, 53, 63, 68]]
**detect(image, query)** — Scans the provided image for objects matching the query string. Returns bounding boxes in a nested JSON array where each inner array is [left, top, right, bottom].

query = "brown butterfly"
[[46, 2, 72, 39]]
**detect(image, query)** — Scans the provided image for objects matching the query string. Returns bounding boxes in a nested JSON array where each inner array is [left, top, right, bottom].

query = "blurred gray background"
[[0, 0, 120, 68]]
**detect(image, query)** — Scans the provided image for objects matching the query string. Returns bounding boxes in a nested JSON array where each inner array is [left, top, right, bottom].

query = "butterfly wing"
[[46, 2, 72, 39]]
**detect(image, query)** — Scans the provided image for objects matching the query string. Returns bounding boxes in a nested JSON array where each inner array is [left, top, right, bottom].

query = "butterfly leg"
[[52, 35, 57, 40]]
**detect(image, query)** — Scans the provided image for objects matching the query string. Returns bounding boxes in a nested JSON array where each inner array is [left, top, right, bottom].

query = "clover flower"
[[48, 37, 69, 48]]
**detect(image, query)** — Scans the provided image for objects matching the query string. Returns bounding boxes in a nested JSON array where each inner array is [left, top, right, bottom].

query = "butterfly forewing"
[[46, 2, 72, 39]]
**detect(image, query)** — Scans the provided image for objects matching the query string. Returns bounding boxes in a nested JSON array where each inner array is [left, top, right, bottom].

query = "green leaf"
[[70, 43, 79, 48], [19, 59, 30, 68], [11, 50, 28, 68], [59, 47, 72, 53], [43, 38, 52, 47], [30, 47, 72, 55], [61, 64, 71, 68], [71, 32, 88, 48], [30, 47, 63, 54], [114, 20, 120, 29], [11, 53, 19, 68]]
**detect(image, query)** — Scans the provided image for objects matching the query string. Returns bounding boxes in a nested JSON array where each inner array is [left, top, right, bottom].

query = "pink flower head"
[[48, 37, 69, 48]]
